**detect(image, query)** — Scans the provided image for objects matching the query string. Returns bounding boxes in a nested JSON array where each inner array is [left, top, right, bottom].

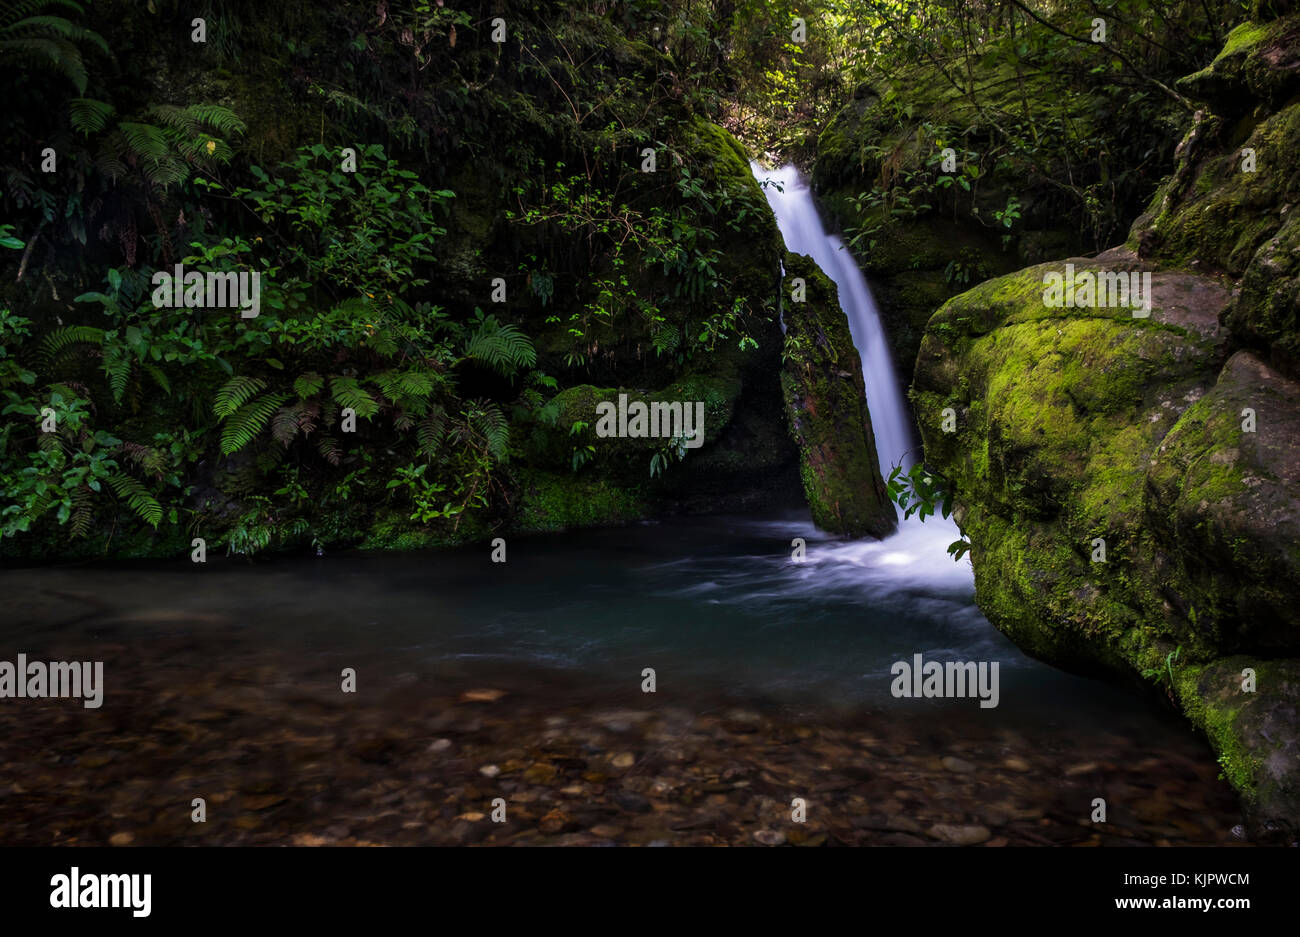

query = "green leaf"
[[213, 375, 267, 418]]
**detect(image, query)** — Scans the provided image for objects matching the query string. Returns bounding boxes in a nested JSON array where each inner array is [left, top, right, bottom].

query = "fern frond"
[[219, 392, 290, 455], [0, 36, 87, 93], [271, 405, 299, 448], [470, 402, 509, 461], [107, 473, 162, 527], [41, 323, 103, 361], [148, 103, 246, 138], [418, 407, 446, 458], [69, 485, 93, 539], [330, 376, 379, 419], [293, 371, 324, 398], [317, 435, 342, 465], [121, 441, 166, 477], [142, 363, 170, 396], [68, 96, 113, 134], [462, 314, 537, 377], [213, 375, 266, 418], [116, 121, 170, 161], [104, 349, 130, 405]]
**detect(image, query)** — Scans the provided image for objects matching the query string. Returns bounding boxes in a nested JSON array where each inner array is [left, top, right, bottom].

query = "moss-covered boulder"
[[911, 12, 1300, 839], [914, 252, 1300, 838], [780, 253, 895, 538]]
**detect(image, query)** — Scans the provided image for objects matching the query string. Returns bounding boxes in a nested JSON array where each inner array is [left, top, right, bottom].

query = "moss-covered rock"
[[915, 254, 1299, 839], [510, 468, 647, 534], [1132, 13, 1300, 381], [780, 253, 895, 538], [911, 16, 1300, 837]]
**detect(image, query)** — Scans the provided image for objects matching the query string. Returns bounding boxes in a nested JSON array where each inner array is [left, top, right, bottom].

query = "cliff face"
[[911, 14, 1300, 840]]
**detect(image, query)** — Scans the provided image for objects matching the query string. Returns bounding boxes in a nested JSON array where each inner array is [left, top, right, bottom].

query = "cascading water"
[[753, 162, 965, 564], [752, 162, 916, 475]]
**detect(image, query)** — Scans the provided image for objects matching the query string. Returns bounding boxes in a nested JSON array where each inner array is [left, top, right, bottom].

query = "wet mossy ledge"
[[912, 13, 1300, 840], [780, 253, 895, 539]]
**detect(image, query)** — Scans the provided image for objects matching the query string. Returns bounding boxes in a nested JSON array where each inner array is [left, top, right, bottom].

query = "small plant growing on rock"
[[886, 461, 971, 561]]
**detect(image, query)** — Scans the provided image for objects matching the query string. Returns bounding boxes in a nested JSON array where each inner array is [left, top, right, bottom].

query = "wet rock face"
[[1132, 14, 1300, 381], [779, 252, 896, 539]]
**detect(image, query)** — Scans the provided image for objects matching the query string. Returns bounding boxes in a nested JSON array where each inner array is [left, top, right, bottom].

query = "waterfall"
[[752, 163, 917, 475], [754, 163, 969, 566]]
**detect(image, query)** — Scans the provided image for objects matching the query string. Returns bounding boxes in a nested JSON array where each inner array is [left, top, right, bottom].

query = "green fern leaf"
[[41, 324, 104, 362], [68, 96, 112, 134], [213, 375, 266, 418], [462, 314, 537, 377], [293, 371, 324, 398], [417, 407, 446, 457], [106, 473, 162, 527], [330, 376, 379, 420], [219, 392, 290, 455]]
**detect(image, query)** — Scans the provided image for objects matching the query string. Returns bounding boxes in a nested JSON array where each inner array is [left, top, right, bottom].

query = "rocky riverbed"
[[0, 633, 1248, 847]]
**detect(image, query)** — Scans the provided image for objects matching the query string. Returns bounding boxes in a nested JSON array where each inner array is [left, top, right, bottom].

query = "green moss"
[[1217, 21, 1271, 62], [510, 469, 646, 534]]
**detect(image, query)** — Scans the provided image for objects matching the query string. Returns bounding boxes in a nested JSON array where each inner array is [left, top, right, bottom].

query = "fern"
[[107, 473, 162, 527], [397, 369, 435, 398], [293, 371, 324, 398], [213, 375, 267, 418], [0, 0, 107, 95], [148, 103, 246, 138], [317, 435, 342, 466], [271, 405, 299, 448], [142, 363, 170, 396], [69, 485, 93, 538], [121, 441, 166, 477], [330, 376, 379, 419], [41, 324, 103, 362], [116, 121, 171, 161], [461, 312, 537, 377], [68, 96, 112, 134], [468, 402, 509, 461], [104, 349, 130, 404], [220, 392, 290, 455], [417, 407, 446, 458]]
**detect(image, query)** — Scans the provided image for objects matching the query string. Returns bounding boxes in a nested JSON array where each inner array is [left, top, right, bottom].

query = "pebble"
[[460, 689, 505, 703], [941, 756, 976, 773], [752, 829, 786, 846], [927, 823, 991, 846], [610, 752, 636, 769], [429, 738, 453, 753], [478, 764, 501, 778]]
